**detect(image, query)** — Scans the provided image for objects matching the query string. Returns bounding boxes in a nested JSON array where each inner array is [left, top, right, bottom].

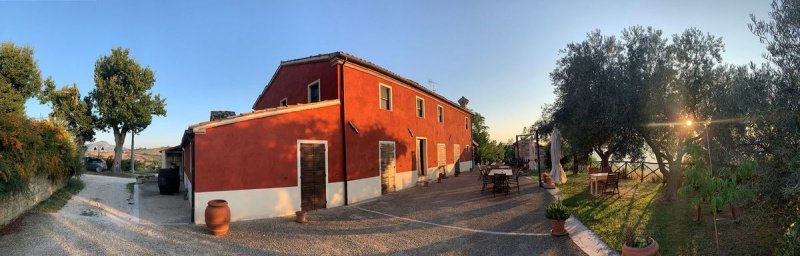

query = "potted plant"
[[295, 210, 308, 223], [622, 229, 658, 256], [544, 197, 570, 236]]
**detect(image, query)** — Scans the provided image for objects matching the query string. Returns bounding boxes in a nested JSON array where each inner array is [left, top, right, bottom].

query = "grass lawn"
[[558, 173, 782, 255], [32, 177, 85, 212]]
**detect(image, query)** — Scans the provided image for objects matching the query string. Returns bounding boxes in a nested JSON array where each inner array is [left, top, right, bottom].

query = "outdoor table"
[[488, 169, 513, 176], [590, 173, 608, 196]]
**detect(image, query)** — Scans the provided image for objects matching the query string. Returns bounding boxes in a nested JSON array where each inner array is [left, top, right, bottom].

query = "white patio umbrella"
[[550, 128, 568, 184]]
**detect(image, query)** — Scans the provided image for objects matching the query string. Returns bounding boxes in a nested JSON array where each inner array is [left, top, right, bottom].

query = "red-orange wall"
[[342, 64, 473, 180], [192, 104, 343, 192], [253, 61, 339, 110]]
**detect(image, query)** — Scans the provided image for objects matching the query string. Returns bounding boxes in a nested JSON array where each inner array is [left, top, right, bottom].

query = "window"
[[308, 80, 320, 103], [379, 84, 392, 110], [415, 97, 425, 118], [465, 117, 469, 129], [437, 105, 444, 123], [279, 97, 288, 107]]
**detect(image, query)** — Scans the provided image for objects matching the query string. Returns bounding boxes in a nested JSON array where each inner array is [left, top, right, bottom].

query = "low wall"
[[0, 175, 65, 227]]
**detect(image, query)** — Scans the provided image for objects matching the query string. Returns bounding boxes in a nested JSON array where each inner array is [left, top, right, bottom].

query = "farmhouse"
[[180, 52, 474, 224]]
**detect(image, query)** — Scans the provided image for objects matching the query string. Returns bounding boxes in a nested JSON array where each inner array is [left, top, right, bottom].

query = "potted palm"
[[622, 229, 658, 256], [544, 197, 570, 236]]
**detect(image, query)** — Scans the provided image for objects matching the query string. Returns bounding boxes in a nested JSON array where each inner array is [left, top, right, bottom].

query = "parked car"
[[84, 157, 108, 172]]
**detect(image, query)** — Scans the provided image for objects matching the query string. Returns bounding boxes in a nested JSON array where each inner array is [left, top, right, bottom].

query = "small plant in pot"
[[545, 197, 570, 236], [622, 229, 658, 256]]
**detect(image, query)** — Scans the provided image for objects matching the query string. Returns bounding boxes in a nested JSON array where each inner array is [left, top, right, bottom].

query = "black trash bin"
[[158, 168, 180, 195]]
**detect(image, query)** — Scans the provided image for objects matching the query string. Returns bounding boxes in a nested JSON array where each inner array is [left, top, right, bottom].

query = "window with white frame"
[[437, 105, 444, 123], [416, 97, 425, 118], [379, 84, 392, 110], [308, 80, 320, 103], [280, 97, 288, 107]]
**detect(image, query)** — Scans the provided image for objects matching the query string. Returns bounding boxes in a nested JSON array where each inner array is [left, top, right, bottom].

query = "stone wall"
[[0, 175, 65, 227]]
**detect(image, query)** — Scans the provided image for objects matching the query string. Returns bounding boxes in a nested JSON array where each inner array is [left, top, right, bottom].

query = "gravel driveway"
[[0, 172, 585, 255]]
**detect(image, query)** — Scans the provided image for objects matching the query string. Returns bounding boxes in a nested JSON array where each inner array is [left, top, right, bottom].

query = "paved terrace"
[[0, 172, 585, 255]]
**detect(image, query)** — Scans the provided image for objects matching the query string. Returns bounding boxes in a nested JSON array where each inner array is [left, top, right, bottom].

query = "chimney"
[[458, 96, 469, 109], [210, 111, 236, 121]]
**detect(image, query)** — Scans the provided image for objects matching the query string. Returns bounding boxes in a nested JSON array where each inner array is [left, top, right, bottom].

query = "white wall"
[[347, 176, 381, 204], [395, 171, 415, 191], [327, 181, 345, 207], [193, 186, 300, 224]]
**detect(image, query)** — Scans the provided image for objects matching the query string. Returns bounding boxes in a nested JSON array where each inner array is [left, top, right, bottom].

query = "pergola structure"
[[515, 131, 542, 188]]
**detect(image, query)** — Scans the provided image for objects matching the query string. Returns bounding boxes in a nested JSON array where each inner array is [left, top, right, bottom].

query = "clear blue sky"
[[2, 0, 771, 148]]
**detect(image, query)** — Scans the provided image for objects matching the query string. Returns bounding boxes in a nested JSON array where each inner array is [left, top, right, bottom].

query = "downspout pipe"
[[339, 57, 349, 205]]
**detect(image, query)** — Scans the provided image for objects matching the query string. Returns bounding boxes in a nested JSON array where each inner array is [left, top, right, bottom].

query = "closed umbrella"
[[550, 128, 568, 184]]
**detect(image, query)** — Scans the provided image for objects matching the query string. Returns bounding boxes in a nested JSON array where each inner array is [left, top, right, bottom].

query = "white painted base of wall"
[[184, 174, 193, 210], [347, 176, 381, 204], [459, 161, 473, 172], [395, 171, 415, 191], [193, 186, 300, 224], [327, 181, 344, 208]]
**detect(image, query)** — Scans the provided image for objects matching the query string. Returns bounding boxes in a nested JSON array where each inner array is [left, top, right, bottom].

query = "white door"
[[437, 143, 446, 176]]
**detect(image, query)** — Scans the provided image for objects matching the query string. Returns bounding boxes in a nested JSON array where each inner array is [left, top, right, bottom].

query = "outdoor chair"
[[601, 172, 620, 196], [493, 174, 509, 197], [507, 173, 520, 193], [481, 171, 493, 192]]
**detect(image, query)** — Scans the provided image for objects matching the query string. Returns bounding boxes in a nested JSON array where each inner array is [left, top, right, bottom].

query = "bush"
[[545, 197, 570, 220], [0, 113, 81, 196], [779, 219, 800, 256]]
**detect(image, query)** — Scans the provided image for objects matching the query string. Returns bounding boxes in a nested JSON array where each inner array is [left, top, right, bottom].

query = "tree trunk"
[[112, 129, 127, 173], [665, 159, 684, 201]]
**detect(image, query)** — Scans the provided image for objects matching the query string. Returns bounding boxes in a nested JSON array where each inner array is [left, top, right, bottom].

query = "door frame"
[[378, 141, 396, 193], [416, 137, 428, 180], [296, 140, 328, 209]]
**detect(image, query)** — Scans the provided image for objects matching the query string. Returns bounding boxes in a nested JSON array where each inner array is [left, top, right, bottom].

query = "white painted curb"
[[544, 185, 618, 256]]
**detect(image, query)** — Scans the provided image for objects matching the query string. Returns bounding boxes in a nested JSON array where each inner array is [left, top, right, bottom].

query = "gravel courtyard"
[[0, 172, 585, 255]]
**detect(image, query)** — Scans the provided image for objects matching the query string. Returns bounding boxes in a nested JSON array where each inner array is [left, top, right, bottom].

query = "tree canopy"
[[90, 47, 166, 173], [0, 42, 42, 114]]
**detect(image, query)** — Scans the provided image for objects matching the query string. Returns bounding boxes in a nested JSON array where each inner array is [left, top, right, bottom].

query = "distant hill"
[[84, 141, 167, 164]]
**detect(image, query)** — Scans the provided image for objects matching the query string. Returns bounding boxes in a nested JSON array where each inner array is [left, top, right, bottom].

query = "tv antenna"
[[427, 79, 439, 92]]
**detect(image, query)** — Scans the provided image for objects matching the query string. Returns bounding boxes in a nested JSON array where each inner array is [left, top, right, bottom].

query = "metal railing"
[[588, 160, 668, 183]]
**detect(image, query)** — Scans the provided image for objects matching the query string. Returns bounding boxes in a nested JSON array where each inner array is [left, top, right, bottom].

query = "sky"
[[1, 0, 773, 148]]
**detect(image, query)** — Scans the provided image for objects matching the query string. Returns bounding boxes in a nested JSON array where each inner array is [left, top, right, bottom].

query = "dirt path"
[[59, 174, 138, 223]]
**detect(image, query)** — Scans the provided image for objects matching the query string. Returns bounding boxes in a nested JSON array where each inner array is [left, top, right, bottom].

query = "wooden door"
[[379, 142, 396, 194], [300, 143, 326, 211]]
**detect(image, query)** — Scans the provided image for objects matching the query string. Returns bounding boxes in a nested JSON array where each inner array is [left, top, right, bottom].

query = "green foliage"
[[749, 0, 800, 228], [90, 47, 166, 172], [779, 219, 800, 255], [0, 42, 42, 114], [679, 142, 755, 212], [32, 178, 85, 212], [545, 197, 570, 220], [549, 30, 644, 166], [0, 113, 82, 196], [39, 78, 96, 146]]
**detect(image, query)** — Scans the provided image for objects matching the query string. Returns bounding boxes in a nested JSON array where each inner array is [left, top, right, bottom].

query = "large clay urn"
[[205, 199, 230, 236], [622, 238, 659, 256]]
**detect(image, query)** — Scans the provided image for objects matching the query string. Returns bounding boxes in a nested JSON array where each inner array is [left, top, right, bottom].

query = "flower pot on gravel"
[[545, 197, 570, 237], [622, 237, 659, 256], [295, 211, 308, 223], [549, 220, 568, 236], [205, 199, 230, 236]]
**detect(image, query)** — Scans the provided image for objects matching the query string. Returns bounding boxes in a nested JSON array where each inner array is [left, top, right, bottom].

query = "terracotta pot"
[[437, 176, 442, 183], [455, 171, 460, 177], [205, 199, 230, 236], [622, 238, 659, 256], [549, 219, 568, 236], [295, 211, 308, 223], [423, 180, 429, 187]]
